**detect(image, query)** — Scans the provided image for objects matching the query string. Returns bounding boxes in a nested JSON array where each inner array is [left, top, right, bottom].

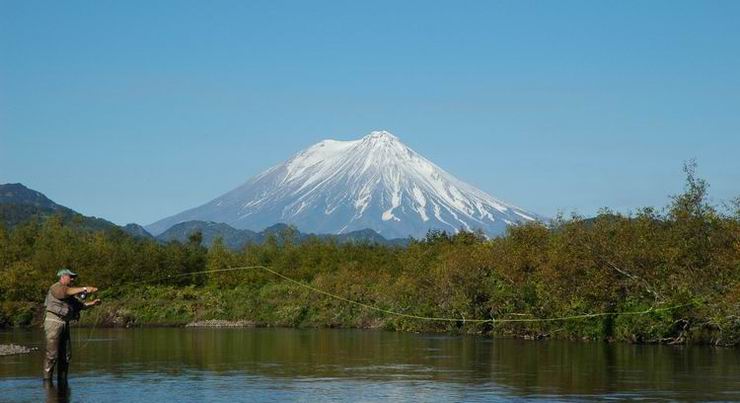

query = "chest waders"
[[43, 287, 80, 381]]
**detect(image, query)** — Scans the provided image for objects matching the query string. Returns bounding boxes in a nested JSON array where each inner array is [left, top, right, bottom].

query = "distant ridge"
[[0, 183, 406, 247], [156, 220, 408, 249]]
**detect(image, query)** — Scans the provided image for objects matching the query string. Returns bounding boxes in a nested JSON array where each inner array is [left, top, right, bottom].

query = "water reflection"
[[42, 380, 71, 403], [1, 328, 739, 401]]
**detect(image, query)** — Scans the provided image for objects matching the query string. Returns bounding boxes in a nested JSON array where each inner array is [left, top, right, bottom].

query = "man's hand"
[[84, 286, 99, 293], [84, 299, 101, 307]]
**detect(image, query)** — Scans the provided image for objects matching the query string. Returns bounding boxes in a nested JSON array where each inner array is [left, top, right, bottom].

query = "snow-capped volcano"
[[146, 131, 542, 238]]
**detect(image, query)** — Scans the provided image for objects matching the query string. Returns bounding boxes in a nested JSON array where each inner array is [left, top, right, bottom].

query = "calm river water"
[[1, 327, 739, 402]]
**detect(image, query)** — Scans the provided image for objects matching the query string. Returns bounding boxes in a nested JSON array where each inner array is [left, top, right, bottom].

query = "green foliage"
[[1, 164, 738, 345]]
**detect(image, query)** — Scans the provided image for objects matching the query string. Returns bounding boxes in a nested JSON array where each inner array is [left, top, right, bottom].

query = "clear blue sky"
[[1, 1, 738, 226]]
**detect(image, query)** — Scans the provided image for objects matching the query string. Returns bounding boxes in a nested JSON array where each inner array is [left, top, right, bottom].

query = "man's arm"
[[64, 286, 98, 296]]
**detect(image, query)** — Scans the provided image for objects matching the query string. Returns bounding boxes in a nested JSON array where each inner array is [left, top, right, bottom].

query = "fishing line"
[[232, 265, 696, 323], [78, 264, 696, 349]]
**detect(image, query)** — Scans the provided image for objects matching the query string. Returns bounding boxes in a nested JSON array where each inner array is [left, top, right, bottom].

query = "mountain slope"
[[147, 131, 543, 238], [0, 183, 66, 210], [0, 183, 117, 231], [121, 223, 154, 239]]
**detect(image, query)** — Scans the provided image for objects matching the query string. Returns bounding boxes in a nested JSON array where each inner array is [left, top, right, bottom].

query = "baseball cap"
[[57, 268, 78, 277]]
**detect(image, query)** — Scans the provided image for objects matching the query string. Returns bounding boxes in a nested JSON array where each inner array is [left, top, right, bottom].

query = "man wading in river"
[[43, 268, 101, 382]]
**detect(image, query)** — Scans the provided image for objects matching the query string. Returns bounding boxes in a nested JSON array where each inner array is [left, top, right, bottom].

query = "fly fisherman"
[[43, 268, 101, 382]]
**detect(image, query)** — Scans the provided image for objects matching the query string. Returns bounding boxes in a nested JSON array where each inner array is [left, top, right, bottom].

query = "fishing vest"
[[44, 285, 77, 321]]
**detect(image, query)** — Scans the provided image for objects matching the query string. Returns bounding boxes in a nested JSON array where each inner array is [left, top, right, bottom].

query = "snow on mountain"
[[146, 131, 543, 238]]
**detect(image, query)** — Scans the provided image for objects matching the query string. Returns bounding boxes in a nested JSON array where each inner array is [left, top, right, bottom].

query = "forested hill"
[[0, 183, 65, 209], [0, 183, 118, 232]]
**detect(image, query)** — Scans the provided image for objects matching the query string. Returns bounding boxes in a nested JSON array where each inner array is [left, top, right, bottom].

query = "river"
[[1, 328, 739, 402]]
